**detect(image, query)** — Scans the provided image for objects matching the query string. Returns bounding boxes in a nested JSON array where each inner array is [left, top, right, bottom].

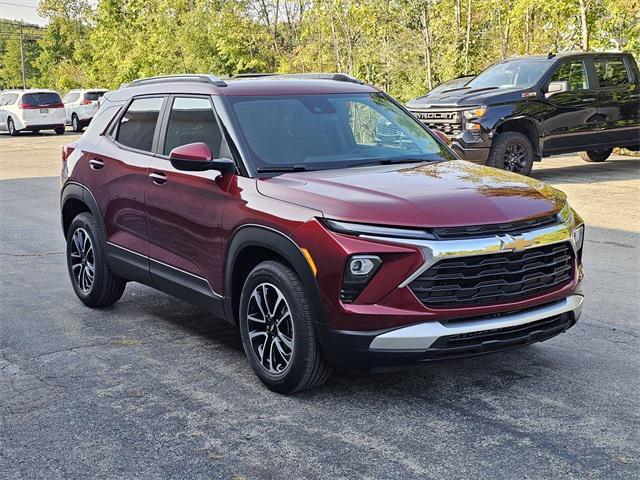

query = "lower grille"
[[409, 243, 574, 308], [424, 312, 575, 360]]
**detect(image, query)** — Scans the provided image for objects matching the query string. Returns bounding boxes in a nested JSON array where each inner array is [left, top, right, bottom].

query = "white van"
[[62, 89, 108, 132], [0, 89, 66, 135]]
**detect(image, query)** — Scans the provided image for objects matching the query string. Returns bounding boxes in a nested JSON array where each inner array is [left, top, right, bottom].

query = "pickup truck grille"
[[410, 109, 463, 136], [409, 243, 574, 308]]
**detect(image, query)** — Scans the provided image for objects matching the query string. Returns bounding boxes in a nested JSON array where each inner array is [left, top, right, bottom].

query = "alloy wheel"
[[69, 228, 95, 293], [503, 142, 527, 172], [8, 118, 15, 135], [72, 116, 78, 131], [247, 283, 295, 375]]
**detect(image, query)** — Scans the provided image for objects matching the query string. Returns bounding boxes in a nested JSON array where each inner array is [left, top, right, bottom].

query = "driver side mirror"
[[546, 81, 569, 97], [169, 142, 236, 173]]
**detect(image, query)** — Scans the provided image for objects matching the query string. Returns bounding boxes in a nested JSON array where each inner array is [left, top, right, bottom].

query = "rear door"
[[593, 55, 640, 148], [145, 95, 233, 307], [541, 58, 600, 152], [82, 95, 166, 283]]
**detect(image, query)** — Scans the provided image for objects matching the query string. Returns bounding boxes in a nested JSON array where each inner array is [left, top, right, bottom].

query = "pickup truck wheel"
[[239, 260, 332, 394], [486, 132, 534, 175], [580, 149, 612, 162], [66, 212, 126, 307]]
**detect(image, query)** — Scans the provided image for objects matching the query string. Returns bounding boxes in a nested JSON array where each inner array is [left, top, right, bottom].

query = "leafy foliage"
[[1, 0, 638, 99]]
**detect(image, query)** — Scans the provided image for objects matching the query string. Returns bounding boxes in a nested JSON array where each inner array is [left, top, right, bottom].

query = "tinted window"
[[163, 97, 223, 156], [85, 91, 106, 101], [22, 92, 62, 106], [230, 92, 448, 169], [63, 92, 80, 103], [5, 93, 18, 105], [116, 97, 163, 152], [595, 58, 630, 87], [550, 60, 588, 90]]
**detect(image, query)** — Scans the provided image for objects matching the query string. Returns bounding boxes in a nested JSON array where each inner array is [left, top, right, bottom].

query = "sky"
[[0, 1, 47, 26]]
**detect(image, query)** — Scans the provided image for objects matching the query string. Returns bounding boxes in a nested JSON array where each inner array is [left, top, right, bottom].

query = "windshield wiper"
[[256, 164, 309, 173], [349, 157, 432, 168]]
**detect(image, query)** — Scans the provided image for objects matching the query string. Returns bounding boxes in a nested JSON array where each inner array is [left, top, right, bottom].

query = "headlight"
[[572, 224, 585, 251], [324, 219, 436, 240], [463, 106, 487, 119]]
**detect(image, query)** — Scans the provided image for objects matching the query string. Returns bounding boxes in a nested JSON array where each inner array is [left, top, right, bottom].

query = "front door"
[[541, 58, 600, 153], [145, 95, 234, 313]]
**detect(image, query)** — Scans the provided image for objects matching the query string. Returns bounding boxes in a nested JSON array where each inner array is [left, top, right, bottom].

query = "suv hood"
[[257, 161, 565, 228], [406, 86, 527, 109]]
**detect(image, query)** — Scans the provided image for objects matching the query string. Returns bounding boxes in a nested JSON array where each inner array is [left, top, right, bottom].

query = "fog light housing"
[[572, 225, 585, 251], [465, 122, 481, 132], [341, 255, 382, 303]]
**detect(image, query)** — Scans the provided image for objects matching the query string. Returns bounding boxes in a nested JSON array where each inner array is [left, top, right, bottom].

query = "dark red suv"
[[60, 73, 585, 393]]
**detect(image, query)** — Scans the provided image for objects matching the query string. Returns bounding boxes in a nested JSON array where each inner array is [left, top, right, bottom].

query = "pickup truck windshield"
[[229, 92, 453, 171], [466, 59, 550, 89]]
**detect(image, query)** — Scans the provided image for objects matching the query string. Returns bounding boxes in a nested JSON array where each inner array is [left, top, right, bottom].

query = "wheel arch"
[[224, 225, 324, 327], [60, 182, 105, 238], [495, 117, 542, 159]]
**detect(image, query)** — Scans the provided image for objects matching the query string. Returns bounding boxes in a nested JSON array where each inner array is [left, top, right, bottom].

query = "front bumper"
[[319, 294, 583, 368]]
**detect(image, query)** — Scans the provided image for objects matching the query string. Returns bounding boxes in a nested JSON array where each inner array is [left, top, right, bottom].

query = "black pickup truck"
[[407, 52, 640, 175]]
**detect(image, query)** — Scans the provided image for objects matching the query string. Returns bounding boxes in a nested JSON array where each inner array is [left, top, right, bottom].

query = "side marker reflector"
[[300, 248, 317, 277]]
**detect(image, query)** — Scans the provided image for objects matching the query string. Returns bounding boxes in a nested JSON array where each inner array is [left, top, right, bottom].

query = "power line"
[[0, 1, 38, 9]]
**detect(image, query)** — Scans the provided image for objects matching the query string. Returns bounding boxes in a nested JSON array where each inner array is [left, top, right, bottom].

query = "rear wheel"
[[55, 127, 65, 135], [7, 117, 19, 136], [580, 149, 612, 162], [486, 131, 534, 175], [71, 114, 83, 133], [66, 212, 126, 307], [239, 260, 331, 394]]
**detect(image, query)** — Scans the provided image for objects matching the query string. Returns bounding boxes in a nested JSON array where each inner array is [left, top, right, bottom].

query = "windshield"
[[228, 92, 453, 171], [466, 59, 550, 89]]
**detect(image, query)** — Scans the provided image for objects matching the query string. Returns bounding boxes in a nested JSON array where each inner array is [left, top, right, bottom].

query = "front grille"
[[411, 109, 463, 136], [409, 243, 574, 308], [423, 312, 575, 360], [432, 215, 560, 240]]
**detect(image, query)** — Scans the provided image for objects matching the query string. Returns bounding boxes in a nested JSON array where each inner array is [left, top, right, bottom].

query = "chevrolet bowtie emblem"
[[497, 234, 533, 252]]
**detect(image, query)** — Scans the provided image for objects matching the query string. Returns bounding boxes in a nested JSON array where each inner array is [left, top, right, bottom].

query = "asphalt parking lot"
[[1, 131, 639, 479]]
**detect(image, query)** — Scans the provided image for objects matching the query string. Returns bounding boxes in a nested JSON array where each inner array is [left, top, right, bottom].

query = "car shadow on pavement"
[[532, 157, 640, 184]]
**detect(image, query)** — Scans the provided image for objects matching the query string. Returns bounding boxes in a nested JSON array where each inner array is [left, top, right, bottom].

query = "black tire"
[[580, 149, 612, 162], [66, 212, 126, 307], [486, 131, 535, 175], [7, 117, 19, 136], [239, 260, 332, 394], [71, 114, 83, 133], [33, 129, 40, 134], [55, 127, 65, 135]]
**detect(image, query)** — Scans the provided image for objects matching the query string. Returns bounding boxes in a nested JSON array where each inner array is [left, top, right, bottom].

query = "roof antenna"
[[547, 52, 556, 59]]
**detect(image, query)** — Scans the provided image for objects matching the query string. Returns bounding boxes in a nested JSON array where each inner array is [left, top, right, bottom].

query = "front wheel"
[[66, 212, 126, 307], [580, 149, 612, 162], [239, 260, 332, 394], [486, 131, 534, 175]]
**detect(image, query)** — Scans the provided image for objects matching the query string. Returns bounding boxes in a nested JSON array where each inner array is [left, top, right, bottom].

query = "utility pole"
[[19, 23, 26, 89]]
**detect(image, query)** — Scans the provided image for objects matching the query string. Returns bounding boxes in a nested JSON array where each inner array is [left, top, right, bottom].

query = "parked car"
[[406, 52, 640, 175], [60, 73, 585, 393], [0, 89, 66, 135], [62, 89, 108, 132]]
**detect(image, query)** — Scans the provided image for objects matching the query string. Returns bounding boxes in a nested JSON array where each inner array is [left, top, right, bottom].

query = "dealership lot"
[[1, 132, 638, 479]]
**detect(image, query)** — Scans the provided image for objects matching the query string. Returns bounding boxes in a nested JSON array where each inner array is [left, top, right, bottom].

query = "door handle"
[[149, 172, 167, 185], [581, 98, 596, 103], [89, 159, 104, 170]]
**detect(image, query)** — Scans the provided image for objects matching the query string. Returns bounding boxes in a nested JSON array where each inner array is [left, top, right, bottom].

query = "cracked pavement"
[[1, 132, 639, 479]]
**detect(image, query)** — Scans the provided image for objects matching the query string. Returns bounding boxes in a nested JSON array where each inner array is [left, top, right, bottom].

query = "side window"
[[163, 97, 223, 156], [550, 60, 588, 90], [116, 97, 164, 152], [0, 94, 6, 106], [594, 58, 630, 88], [63, 92, 80, 103]]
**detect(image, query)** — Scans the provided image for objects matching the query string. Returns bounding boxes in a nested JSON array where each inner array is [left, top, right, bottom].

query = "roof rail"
[[229, 72, 364, 84], [125, 74, 227, 88]]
